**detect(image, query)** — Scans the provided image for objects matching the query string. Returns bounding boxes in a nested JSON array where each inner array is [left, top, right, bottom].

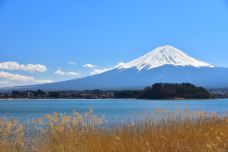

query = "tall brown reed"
[[0, 109, 227, 152]]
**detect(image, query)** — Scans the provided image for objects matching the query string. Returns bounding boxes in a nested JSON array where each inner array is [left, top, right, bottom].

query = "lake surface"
[[0, 99, 227, 125]]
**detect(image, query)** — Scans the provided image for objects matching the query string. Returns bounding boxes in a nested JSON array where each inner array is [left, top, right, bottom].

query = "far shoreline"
[[0, 98, 227, 101]]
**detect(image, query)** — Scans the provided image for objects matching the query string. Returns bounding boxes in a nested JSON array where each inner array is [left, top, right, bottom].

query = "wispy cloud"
[[90, 68, 111, 75], [0, 71, 52, 83], [83, 63, 115, 75], [68, 61, 76, 65], [0, 61, 47, 72], [89, 62, 126, 75], [83, 64, 97, 68], [115, 62, 125, 68], [55, 69, 80, 76]]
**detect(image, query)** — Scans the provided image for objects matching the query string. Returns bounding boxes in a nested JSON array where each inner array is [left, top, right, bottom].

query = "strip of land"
[[1, 83, 227, 99]]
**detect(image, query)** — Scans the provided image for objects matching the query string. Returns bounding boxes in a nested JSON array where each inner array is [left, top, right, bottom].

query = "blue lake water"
[[0, 99, 227, 125]]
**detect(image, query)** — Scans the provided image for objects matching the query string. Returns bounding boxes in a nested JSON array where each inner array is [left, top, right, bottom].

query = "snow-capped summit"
[[117, 45, 214, 70]]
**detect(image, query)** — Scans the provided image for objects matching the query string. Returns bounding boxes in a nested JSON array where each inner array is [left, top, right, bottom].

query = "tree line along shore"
[[1, 83, 225, 99]]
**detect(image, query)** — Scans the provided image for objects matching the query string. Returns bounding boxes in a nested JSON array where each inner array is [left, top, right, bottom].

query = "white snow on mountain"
[[116, 45, 214, 71]]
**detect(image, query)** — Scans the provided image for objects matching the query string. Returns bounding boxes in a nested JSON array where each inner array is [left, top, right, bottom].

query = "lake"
[[0, 99, 227, 125]]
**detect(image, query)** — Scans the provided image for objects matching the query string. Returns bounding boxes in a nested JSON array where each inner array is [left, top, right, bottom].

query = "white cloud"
[[68, 61, 76, 65], [83, 63, 109, 75], [115, 62, 125, 68], [83, 64, 97, 68], [90, 68, 112, 75], [0, 71, 52, 84], [0, 61, 47, 72], [55, 69, 80, 76], [55, 69, 65, 75], [0, 71, 34, 81], [83, 63, 124, 75], [66, 71, 79, 76]]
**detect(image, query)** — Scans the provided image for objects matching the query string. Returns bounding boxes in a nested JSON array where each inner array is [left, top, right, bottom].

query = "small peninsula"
[[137, 83, 211, 99]]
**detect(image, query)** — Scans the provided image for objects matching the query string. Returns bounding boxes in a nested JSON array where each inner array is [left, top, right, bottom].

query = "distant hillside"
[[138, 83, 211, 99]]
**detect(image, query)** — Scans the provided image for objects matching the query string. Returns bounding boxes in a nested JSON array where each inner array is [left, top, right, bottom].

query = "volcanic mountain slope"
[[5, 45, 228, 90]]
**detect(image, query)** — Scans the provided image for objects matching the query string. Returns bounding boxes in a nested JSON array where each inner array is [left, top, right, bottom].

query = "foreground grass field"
[[0, 110, 227, 152]]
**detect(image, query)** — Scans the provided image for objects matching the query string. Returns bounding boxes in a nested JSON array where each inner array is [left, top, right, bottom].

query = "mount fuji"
[[6, 45, 228, 90]]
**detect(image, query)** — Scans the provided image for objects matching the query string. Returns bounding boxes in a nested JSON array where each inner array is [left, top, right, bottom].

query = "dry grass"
[[0, 109, 227, 152]]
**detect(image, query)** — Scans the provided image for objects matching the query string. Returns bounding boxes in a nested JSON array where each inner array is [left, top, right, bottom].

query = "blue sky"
[[0, 0, 228, 87]]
